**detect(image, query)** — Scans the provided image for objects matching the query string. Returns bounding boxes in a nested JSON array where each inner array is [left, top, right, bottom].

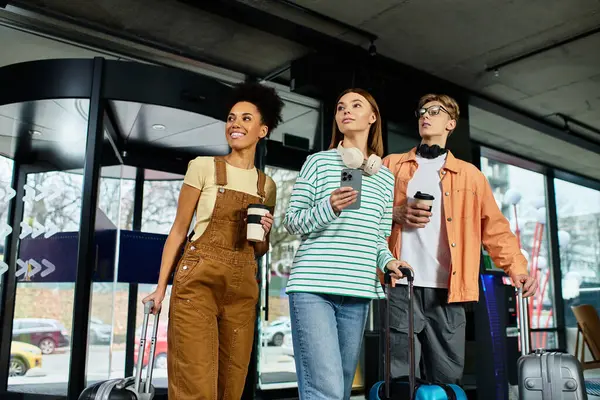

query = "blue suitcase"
[[369, 269, 468, 400]]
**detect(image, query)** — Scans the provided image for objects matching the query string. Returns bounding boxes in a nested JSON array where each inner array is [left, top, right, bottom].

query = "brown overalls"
[[167, 157, 266, 400]]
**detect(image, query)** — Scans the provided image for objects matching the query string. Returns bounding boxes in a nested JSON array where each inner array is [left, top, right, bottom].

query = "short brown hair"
[[328, 88, 384, 158], [418, 94, 460, 121]]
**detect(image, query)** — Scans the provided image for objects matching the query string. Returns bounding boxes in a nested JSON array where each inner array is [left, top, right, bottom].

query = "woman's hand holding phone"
[[330, 187, 358, 214]]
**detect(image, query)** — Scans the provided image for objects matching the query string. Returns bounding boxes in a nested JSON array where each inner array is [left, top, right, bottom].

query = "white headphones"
[[337, 141, 382, 176]]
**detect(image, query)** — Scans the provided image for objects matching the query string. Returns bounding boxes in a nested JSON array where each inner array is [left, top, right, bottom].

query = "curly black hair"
[[228, 82, 284, 138]]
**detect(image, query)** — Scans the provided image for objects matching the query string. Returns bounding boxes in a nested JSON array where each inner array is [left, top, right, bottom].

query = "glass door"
[[257, 166, 301, 390]]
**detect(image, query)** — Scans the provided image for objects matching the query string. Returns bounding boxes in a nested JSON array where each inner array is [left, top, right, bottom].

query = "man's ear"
[[446, 119, 456, 132]]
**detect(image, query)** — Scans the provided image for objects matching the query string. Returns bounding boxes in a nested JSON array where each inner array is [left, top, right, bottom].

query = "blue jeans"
[[289, 292, 370, 400]]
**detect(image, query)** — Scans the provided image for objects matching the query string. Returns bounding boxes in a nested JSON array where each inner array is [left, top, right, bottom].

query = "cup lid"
[[414, 191, 435, 200], [248, 203, 270, 210]]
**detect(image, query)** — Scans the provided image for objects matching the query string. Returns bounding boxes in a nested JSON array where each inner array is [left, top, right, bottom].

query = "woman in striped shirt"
[[283, 88, 411, 399]]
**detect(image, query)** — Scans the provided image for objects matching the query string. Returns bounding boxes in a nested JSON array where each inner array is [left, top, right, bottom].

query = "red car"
[[12, 318, 70, 355], [133, 321, 168, 370]]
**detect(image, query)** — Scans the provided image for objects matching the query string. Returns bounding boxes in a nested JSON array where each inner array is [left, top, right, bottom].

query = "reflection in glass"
[[269, 98, 319, 150], [554, 178, 600, 360], [480, 156, 556, 349]]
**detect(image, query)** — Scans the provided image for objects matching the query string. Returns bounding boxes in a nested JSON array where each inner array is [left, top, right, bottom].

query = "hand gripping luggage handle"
[[134, 300, 161, 394], [517, 287, 531, 356], [384, 268, 415, 400]]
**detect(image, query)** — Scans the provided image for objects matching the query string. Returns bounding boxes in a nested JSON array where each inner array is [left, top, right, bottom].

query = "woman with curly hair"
[[142, 82, 284, 400]]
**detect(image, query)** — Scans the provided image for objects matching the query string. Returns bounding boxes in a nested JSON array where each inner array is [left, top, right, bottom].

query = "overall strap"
[[214, 157, 228, 187], [257, 169, 266, 203]]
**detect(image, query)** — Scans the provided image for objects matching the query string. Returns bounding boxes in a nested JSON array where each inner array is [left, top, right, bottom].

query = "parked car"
[[261, 317, 291, 347], [10, 341, 42, 377], [89, 317, 112, 344], [12, 318, 70, 354], [281, 333, 294, 358], [133, 322, 168, 370]]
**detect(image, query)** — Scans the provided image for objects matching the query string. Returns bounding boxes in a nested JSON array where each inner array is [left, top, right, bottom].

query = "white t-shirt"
[[400, 154, 451, 288]]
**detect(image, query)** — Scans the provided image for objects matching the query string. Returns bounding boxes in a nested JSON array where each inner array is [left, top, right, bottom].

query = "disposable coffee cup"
[[247, 204, 270, 242], [414, 191, 434, 211]]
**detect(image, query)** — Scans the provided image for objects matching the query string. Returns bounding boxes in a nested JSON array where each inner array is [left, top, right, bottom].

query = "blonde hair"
[[328, 88, 384, 158]]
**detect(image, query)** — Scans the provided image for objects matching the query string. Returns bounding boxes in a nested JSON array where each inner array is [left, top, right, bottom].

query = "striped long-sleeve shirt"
[[283, 149, 396, 300]]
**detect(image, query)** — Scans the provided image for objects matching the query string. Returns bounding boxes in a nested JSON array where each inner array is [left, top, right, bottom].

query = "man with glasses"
[[382, 93, 538, 384]]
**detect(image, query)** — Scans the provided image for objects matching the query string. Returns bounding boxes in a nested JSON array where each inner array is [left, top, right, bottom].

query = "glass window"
[[86, 162, 135, 385], [554, 178, 600, 358], [9, 169, 84, 393], [387, 121, 419, 155], [264, 86, 320, 151], [134, 169, 184, 389], [480, 155, 557, 349], [258, 166, 301, 389], [1, 155, 14, 284]]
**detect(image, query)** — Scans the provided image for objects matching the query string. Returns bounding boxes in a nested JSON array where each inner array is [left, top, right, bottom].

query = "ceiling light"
[[152, 124, 166, 130], [29, 130, 41, 136]]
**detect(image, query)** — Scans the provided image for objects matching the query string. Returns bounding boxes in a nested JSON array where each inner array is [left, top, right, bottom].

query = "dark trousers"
[[388, 285, 466, 384]]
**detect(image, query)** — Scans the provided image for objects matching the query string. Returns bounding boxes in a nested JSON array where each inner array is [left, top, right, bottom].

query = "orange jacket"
[[383, 148, 528, 303]]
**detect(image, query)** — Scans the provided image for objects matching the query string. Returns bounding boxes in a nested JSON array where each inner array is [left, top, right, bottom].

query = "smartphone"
[[340, 168, 362, 210]]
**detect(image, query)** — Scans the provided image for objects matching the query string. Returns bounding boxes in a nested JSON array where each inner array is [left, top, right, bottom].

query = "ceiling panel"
[[0, 99, 88, 143], [154, 122, 226, 148], [110, 101, 219, 141]]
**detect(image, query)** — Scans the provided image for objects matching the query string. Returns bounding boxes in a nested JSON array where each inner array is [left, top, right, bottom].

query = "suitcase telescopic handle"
[[134, 300, 161, 394], [384, 267, 414, 284], [384, 267, 416, 400], [517, 287, 531, 356]]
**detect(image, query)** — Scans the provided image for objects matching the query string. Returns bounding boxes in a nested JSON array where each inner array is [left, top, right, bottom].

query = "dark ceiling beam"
[[178, 0, 366, 57], [259, 61, 292, 83], [555, 113, 600, 140], [276, 0, 377, 42]]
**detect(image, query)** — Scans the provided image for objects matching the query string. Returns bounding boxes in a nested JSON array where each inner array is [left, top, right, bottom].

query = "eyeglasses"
[[415, 105, 450, 118]]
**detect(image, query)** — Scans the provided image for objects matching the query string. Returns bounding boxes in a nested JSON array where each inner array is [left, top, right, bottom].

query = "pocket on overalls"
[[175, 254, 203, 284], [208, 220, 241, 249]]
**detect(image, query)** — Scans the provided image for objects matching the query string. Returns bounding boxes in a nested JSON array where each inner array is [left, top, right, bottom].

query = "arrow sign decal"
[[28, 259, 42, 278], [15, 259, 28, 278], [0, 223, 12, 239], [44, 223, 58, 238], [23, 184, 36, 203], [3, 186, 16, 203], [41, 259, 56, 278], [0, 261, 8, 276], [35, 184, 61, 202], [19, 222, 32, 239], [32, 219, 45, 238]]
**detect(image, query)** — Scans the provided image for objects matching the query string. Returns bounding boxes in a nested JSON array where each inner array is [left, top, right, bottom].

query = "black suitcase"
[[79, 300, 161, 400], [517, 287, 588, 399]]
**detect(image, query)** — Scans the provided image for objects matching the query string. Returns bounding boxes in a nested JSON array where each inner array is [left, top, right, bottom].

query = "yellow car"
[[10, 341, 42, 377]]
